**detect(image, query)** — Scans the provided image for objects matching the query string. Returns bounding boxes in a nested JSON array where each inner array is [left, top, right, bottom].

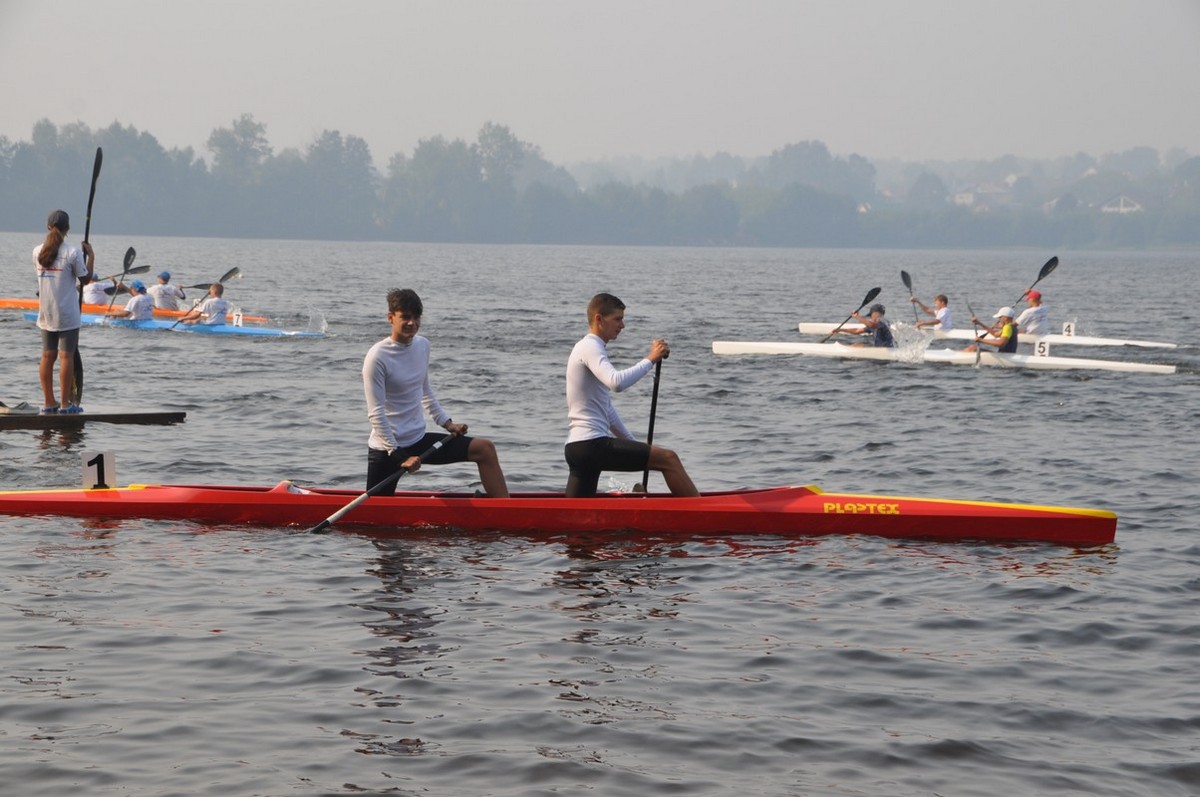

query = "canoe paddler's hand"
[[649, 338, 670, 362], [389, 449, 422, 472], [444, 421, 468, 436]]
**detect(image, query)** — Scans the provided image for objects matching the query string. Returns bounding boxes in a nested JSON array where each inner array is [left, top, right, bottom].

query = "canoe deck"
[[0, 482, 1117, 546], [0, 404, 186, 430]]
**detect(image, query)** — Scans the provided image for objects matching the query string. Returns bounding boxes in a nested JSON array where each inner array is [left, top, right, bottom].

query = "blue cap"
[[158, 271, 171, 280], [130, 280, 146, 293]]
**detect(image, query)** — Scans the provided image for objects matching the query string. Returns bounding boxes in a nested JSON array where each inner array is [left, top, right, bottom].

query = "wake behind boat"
[[0, 481, 1117, 546], [22, 311, 323, 339], [714, 340, 1177, 374], [797, 322, 1177, 349]]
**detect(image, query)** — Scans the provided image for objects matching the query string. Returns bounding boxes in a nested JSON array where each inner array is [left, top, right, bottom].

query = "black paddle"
[[171, 267, 243, 328], [1014, 256, 1058, 307], [73, 147, 103, 405], [102, 247, 138, 317], [821, 287, 882, 343], [309, 433, 458, 534], [101, 265, 152, 294], [637, 358, 664, 492], [900, 270, 920, 324]]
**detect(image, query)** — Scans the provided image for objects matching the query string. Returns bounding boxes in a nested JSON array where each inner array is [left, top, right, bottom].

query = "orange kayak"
[[0, 297, 268, 323]]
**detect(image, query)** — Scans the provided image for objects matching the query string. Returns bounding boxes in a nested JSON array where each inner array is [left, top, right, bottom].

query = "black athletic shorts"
[[41, 327, 80, 353], [564, 436, 650, 497], [366, 432, 473, 494]]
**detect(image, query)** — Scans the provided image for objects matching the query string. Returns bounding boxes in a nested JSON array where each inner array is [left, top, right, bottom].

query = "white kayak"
[[713, 340, 1177, 374], [796, 322, 1177, 349]]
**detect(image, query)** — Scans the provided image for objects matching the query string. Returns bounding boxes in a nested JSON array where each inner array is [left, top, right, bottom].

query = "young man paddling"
[[833, 303, 895, 348], [967, 306, 1019, 353], [564, 292, 698, 497], [363, 288, 509, 497], [911, 293, 954, 331], [1016, 290, 1049, 337]]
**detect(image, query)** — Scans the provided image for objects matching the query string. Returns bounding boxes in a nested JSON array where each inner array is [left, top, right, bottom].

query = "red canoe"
[[0, 482, 1117, 546]]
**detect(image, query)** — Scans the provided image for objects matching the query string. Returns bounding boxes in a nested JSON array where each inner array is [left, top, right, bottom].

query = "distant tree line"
[[3, 115, 1199, 247]]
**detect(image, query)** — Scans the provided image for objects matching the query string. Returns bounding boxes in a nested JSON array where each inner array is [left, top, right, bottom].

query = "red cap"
[[1026, 290, 1041, 301]]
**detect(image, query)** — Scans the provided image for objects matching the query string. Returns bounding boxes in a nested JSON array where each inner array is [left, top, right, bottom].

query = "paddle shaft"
[[73, 147, 103, 405], [309, 432, 457, 534], [821, 286, 882, 343], [639, 359, 663, 489]]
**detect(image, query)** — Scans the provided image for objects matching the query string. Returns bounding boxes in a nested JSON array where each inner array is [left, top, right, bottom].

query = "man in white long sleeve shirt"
[[363, 288, 508, 497], [564, 292, 698, 498]]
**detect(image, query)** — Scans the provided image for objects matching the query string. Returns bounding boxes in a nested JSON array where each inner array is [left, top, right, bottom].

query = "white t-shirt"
[[197, 296, 230, 325], [81, 278, 114, 305], [148, 283, 185, 310], [123, 293, 156, 320], [33, 243, 89, 331], [1016, 305, 1049, 336], [565, 333, 654, 443], [363, 335, 451, 451], [934, 306, 954, 331]]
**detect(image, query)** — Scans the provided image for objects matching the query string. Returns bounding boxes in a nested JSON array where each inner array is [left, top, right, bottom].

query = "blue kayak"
[[24, 312, 324, 338]]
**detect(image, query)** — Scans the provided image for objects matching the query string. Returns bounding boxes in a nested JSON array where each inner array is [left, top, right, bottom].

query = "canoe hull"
[[23, 312, 322, 338], [0, 483, 1117, 546], [1, 297, 268, 323], [714, 340, 1177, 374], [797, 322, 1177, 349]]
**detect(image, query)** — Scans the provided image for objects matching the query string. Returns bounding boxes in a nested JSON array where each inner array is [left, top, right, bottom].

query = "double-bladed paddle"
[[821, 287, 882, 343], [309, 432, 458, 534], [101, 265, 152, 294], [1013, 256, 1058, 307], [73, 147, 103, 405], [900, 270, 920, 324], [171, 267, 243, 328], [102, 247, 139, 316]]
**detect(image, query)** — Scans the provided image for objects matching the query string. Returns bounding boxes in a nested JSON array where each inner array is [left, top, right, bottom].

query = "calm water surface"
[[1, 235, 1197, 796]]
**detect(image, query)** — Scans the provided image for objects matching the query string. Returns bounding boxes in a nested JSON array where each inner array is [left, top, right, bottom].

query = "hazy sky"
[[2, 0, 1199, 167]]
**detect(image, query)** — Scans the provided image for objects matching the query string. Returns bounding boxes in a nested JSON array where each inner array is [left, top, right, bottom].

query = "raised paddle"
[[102, 247, 138, 317], [73, 147, 103, 405], [309, 432, 458, 534], [821, 286, 882, 343], [171, 267, 243, 328], [900, 270, 920, 324], [101, 265, 152, 294], [636, 358, 664, 492], [1013, 256, 1058, 307]]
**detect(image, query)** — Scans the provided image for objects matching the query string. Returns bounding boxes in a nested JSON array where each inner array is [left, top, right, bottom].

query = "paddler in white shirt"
[[180, 283, 231, 325], [1016, 290, 1049, 336], [911, 293, 954, 331], [564, 292, 698, 498], [110, 280, 155, 320], [362, 288, 509, 497]]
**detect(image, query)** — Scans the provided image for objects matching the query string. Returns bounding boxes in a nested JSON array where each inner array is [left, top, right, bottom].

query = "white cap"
[[994, 306, 1015, 319]]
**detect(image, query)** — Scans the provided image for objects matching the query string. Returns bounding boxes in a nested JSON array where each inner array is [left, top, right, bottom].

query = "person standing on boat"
[[910, 294, 954, 331], [564, 292, 699, 498], [110, 280, 155, 320], [148, 271, 185, 311], [180, 283, 230, 325], [363, 288, 509, 497], [1016, 290, 1049, 337], [834, 303, 895, 347], [967, 307, 1019, 353], [33, 209, 94, 415]]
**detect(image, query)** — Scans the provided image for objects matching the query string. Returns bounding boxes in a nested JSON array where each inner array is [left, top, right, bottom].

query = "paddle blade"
[[185, 282, 213, 291], [900, 270, 913, 292], [123, 247, 136, 270], [860, 286, 882, 309], [218, 267, 242, 283], [126, 265, 151, 275], [1038, 256, 1058, 282]]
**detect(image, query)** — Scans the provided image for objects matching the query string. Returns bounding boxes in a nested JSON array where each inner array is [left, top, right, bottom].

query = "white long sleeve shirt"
[[565, 333, 653, 444], [363, 335, 451, 451]]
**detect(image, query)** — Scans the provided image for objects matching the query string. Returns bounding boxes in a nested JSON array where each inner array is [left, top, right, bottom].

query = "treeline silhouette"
[[3, 115, 1199, 247]]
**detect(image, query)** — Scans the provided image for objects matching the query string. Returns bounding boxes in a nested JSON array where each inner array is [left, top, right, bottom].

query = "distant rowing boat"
[[0, 297, 268, 323], [22, 312, 323, 339], [713, 340, 1177, 374], [796, 322, 1177, 349]]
